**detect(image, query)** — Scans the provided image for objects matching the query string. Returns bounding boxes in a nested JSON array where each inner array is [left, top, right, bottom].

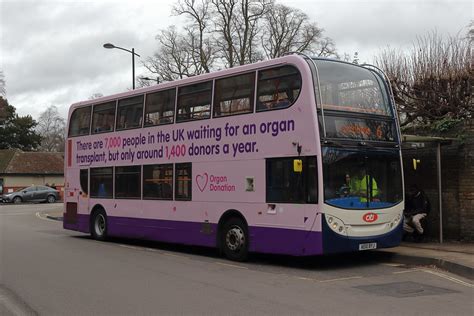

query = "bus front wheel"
[[221, 217, 249, 262], [91, 209, 108, 241]]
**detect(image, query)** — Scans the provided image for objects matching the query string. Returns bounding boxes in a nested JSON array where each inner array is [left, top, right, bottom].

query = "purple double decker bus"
[[64, 54, 403, 261]]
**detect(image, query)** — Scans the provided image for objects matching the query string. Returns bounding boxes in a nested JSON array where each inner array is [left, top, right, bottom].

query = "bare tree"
[[233, 0, 271, 65], [142, 0, 336, 80], [143, 26, 208, 82], [37, 106, 66, 152], [376, 30, 472, 131], [261, 4, 336, 59], [207, 0, 271, 67], [0, 70, 5, 97], [173, 0, 214, 73]]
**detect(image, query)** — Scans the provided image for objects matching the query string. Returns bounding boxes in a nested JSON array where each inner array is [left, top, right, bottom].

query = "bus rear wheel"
[[91, 209, 108, 241], [221, 217, 249, 262]]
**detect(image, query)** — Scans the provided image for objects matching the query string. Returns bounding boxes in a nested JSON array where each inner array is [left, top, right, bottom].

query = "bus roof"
[[69, 54, 311, 111]]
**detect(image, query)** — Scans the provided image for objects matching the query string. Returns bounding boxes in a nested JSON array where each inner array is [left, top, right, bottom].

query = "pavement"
[[378, 241, 474, 280], [42, 208, 473, 281]]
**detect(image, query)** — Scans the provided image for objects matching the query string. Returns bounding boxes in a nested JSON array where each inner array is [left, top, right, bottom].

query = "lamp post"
[[140, 77, 160, 85], [103, 43, 140, 90]]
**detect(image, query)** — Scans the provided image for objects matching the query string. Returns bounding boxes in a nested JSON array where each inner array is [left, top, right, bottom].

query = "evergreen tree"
[[0, 97, 42, 151]]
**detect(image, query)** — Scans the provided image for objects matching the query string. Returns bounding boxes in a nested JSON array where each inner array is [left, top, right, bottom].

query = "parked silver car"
[[1, 185, 60, 203]]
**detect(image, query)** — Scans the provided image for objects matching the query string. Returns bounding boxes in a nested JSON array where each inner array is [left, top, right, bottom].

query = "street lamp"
[[103, 43, 140, 90], [140, 77, 160, 85]]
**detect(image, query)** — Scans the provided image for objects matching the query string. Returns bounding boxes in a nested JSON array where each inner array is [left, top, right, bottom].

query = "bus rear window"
[[177, 81, 212, 122], [92, 101, 116, 134], [257, 66, 301, 111], [214, 72, 255, 117], [69, 106, 91, 137]]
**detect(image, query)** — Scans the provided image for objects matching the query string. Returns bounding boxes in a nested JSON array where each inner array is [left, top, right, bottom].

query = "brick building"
[[0, 149, 64, 200]]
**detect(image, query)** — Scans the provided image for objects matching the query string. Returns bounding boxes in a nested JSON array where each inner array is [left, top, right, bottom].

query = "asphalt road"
[[0, 203, 472, 315]]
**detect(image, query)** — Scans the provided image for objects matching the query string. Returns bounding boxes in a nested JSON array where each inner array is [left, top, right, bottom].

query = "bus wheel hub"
[[226, 227, 244, 251]]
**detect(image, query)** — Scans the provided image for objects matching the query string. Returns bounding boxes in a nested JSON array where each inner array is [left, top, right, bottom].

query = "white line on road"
[[118, 244, 143, 250], [35, 212, 58, 222], [162, 252, 189, 259], [295, 276, 317, 281], [214, 262, 249, 269], [319, 276, 363, 283], [421, 269, 473, 288], [392, 268, 422, 274]]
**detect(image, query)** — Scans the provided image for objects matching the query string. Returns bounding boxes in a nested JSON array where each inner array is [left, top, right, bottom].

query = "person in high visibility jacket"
[[348, 172, 379, 202]]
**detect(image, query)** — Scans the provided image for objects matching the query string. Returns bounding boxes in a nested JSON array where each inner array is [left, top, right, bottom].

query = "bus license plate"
[[359, 242, 377, 251]]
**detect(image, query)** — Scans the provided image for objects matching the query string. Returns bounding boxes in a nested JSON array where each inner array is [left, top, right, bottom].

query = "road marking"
[[296, 276, 317, 281], [214, 262, 249, 269], [0, 286, 38, 315], [382, 263, 404, 267], [319, 276, 363, 283], [118, 244, 142, 250], [35, 212, 58, 222], [145, 248, 159, 252], [393, 269, 422, 274], [162, 252, 189, 259], [421, 269, 473, 288]]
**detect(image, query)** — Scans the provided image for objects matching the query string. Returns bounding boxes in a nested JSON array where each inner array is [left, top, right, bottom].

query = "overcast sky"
[[1, 0, 471, 120]]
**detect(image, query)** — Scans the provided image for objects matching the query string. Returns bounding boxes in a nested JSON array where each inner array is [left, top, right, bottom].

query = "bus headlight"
[[326, 215, 346, 235], [389, 213, 402, 228]]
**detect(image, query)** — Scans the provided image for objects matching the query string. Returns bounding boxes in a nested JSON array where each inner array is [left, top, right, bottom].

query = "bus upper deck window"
[[214, 72, 255, 117], [92, 101, 116, 134], [177, 82, 212, 122], [68, 106, 91, 137], [145, 88, 176, 126], [117, 95, 144, 130], [257, 66, 301, 112]]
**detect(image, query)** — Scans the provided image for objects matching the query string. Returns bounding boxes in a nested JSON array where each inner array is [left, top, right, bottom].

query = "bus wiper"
[[358, 141, 374, 147], [323, 139, 343, 147]]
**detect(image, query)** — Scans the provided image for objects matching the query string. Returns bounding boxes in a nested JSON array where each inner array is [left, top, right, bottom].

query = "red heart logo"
[[196, 172, 208, 192]]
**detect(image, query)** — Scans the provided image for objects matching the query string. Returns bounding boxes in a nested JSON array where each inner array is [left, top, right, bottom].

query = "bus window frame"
[[90, 166, 114, 199], [68, 106, 92, 137], [91, 100, 117, 135], [255, 65, 302, 113], [114, 165, 142, 199], [174, 163, 192, 201], [176, 80, 213, 123], [115, 95, 145, 132], [142, 163, 174, 200], [212, 71, 256, 119], [143, 88, 177, 128]]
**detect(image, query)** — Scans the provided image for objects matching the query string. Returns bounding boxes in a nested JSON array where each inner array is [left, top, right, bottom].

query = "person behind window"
[[348, 169, 378, 202], [403, 185, 430, 242], [337, 173, 351, 197]]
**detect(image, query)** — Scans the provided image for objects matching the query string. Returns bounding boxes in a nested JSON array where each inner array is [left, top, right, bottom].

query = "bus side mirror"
[[293, 159, 302, 173]]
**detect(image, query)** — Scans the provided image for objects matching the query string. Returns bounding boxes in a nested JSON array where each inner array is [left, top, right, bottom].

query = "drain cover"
[[355, 281, 458, 298]]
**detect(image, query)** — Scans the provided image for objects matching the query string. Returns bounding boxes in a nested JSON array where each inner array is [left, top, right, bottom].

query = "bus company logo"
[[362, 212, 378, 223], [196, 173, 236, 193]]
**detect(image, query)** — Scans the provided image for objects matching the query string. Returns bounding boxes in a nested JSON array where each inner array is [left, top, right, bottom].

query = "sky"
[[0, 0, 472, 120]]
